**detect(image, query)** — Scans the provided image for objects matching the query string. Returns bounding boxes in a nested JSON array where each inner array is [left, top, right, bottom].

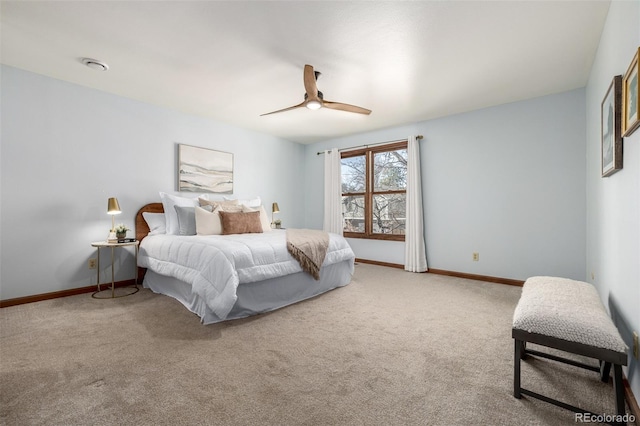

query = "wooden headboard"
[[135, 203, 164, 243]]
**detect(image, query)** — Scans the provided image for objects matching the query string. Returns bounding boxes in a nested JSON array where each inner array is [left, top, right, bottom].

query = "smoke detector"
[[81, 58, 109, 71]]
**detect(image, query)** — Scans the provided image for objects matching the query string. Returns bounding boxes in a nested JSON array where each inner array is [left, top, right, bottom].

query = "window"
[[341, 141, 407, 240]]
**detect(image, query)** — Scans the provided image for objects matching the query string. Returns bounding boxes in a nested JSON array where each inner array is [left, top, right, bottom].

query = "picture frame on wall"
[[622, 47, 639, 137], [178, 144, 233, 193], [601, 75, 623, 178]]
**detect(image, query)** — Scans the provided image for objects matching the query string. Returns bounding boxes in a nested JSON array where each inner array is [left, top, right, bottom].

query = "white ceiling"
[[1, 1, 610, 144]]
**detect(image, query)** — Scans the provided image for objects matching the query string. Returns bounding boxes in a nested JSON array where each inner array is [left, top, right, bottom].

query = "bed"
[[135, 202, 355, 324]]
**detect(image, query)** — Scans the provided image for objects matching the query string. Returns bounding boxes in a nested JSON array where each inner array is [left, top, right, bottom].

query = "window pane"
[[373, 149, 407, 192], [372, 194, 406, 234], [341, 155, 365, 193], [342, 195, 365, 233]]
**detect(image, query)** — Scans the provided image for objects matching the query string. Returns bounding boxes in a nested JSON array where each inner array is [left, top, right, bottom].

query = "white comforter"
[[137, 230, 355, 320]]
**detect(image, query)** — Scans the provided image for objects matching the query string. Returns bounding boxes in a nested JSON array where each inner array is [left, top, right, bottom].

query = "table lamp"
[[271, 202, 280, 228], [107, 197, 121, 242]]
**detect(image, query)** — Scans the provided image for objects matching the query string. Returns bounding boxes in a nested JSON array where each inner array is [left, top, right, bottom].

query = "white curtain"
[[323, 148, 343, 235], [404, 135, 428, 272]]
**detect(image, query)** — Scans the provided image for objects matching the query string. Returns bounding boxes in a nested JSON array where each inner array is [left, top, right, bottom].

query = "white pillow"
[[242, 205, 272, 232], [195, 205, 222, 235], [142, 212, 166, 235], [224, 195, 262, 208], [160, 192, 202, 235]]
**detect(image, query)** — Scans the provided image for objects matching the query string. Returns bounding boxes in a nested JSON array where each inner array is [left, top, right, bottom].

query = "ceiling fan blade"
[[303, 64, 320, 101], [262, 65, 370, 116], [323, 100, 372, 115], [260, 101, 306, 116]]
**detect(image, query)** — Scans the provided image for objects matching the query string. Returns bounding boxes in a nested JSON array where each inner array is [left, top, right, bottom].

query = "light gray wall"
[[0, 65, 305, 300], [304, 89, 587, 282], [585, 0, 640, 402]]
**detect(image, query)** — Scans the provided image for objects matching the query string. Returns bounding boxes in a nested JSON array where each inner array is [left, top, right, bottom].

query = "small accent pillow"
[[142, 212, 166, 235], [219, 211, 263, 235], [174, 206, 197, 235], [160, 192, 202, 235], [242, 205, 272, 232], [195, 205, 222, 235]]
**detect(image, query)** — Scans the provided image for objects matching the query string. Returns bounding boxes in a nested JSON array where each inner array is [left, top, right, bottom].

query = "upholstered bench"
[[512, 276, 628, 423]]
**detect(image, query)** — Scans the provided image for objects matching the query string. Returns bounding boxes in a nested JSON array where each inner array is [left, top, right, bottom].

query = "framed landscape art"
[[622, 47, 639, 137], [601, 75, 622, 177], [178, 144, 233, 193]]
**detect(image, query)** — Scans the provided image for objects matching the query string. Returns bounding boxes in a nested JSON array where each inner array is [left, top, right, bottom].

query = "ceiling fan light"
[[306, 100, 322, 110]]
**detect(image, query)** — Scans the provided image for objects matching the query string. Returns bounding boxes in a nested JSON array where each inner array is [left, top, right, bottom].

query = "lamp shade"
[[272, 202, 280, 213], [107, 198, 121, 215]]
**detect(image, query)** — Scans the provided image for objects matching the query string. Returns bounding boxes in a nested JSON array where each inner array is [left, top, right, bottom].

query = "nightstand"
[[91, 240, 140, 299]]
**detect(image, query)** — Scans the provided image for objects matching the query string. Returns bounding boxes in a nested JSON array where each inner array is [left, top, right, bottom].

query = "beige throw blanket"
[[286, 228, 330, 280]]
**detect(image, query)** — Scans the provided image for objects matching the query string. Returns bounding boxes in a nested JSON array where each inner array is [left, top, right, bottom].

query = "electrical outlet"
[[472, 252, 479, 262], [633, 331, 639, 359], [88, 258, 97, 269]]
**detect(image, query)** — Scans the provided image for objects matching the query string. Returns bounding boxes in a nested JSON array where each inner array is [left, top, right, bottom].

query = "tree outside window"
[[341, 141, 407, 241]]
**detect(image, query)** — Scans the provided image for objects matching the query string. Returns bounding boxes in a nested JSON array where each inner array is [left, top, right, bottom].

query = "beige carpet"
[[0, 264, 633, 425]]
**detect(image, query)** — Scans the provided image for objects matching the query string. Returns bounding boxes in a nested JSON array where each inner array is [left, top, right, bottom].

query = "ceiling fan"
[[260, 64, 372, 116]]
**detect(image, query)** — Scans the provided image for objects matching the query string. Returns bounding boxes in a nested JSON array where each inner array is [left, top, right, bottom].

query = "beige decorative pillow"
[[220, 205, 244, 212], [242, 205, 272, 232], [199, 198, 238, 208], [195, 205, 222, 235], [199, 198, 243, 213], [219, 211, 263, 235]]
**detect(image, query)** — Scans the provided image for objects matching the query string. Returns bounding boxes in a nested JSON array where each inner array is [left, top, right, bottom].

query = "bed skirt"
[[142, 259, 354, 324]]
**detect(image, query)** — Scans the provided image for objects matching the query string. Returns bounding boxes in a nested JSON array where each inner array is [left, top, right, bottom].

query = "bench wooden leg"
[[512, 338, 627, 423], [514, 339, 522, 399], [600, 360, 611, 383], [613, 364, 625, 417]]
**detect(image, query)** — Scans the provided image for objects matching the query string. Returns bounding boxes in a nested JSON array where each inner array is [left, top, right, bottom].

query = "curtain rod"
[[316, 135, 423, 155]]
